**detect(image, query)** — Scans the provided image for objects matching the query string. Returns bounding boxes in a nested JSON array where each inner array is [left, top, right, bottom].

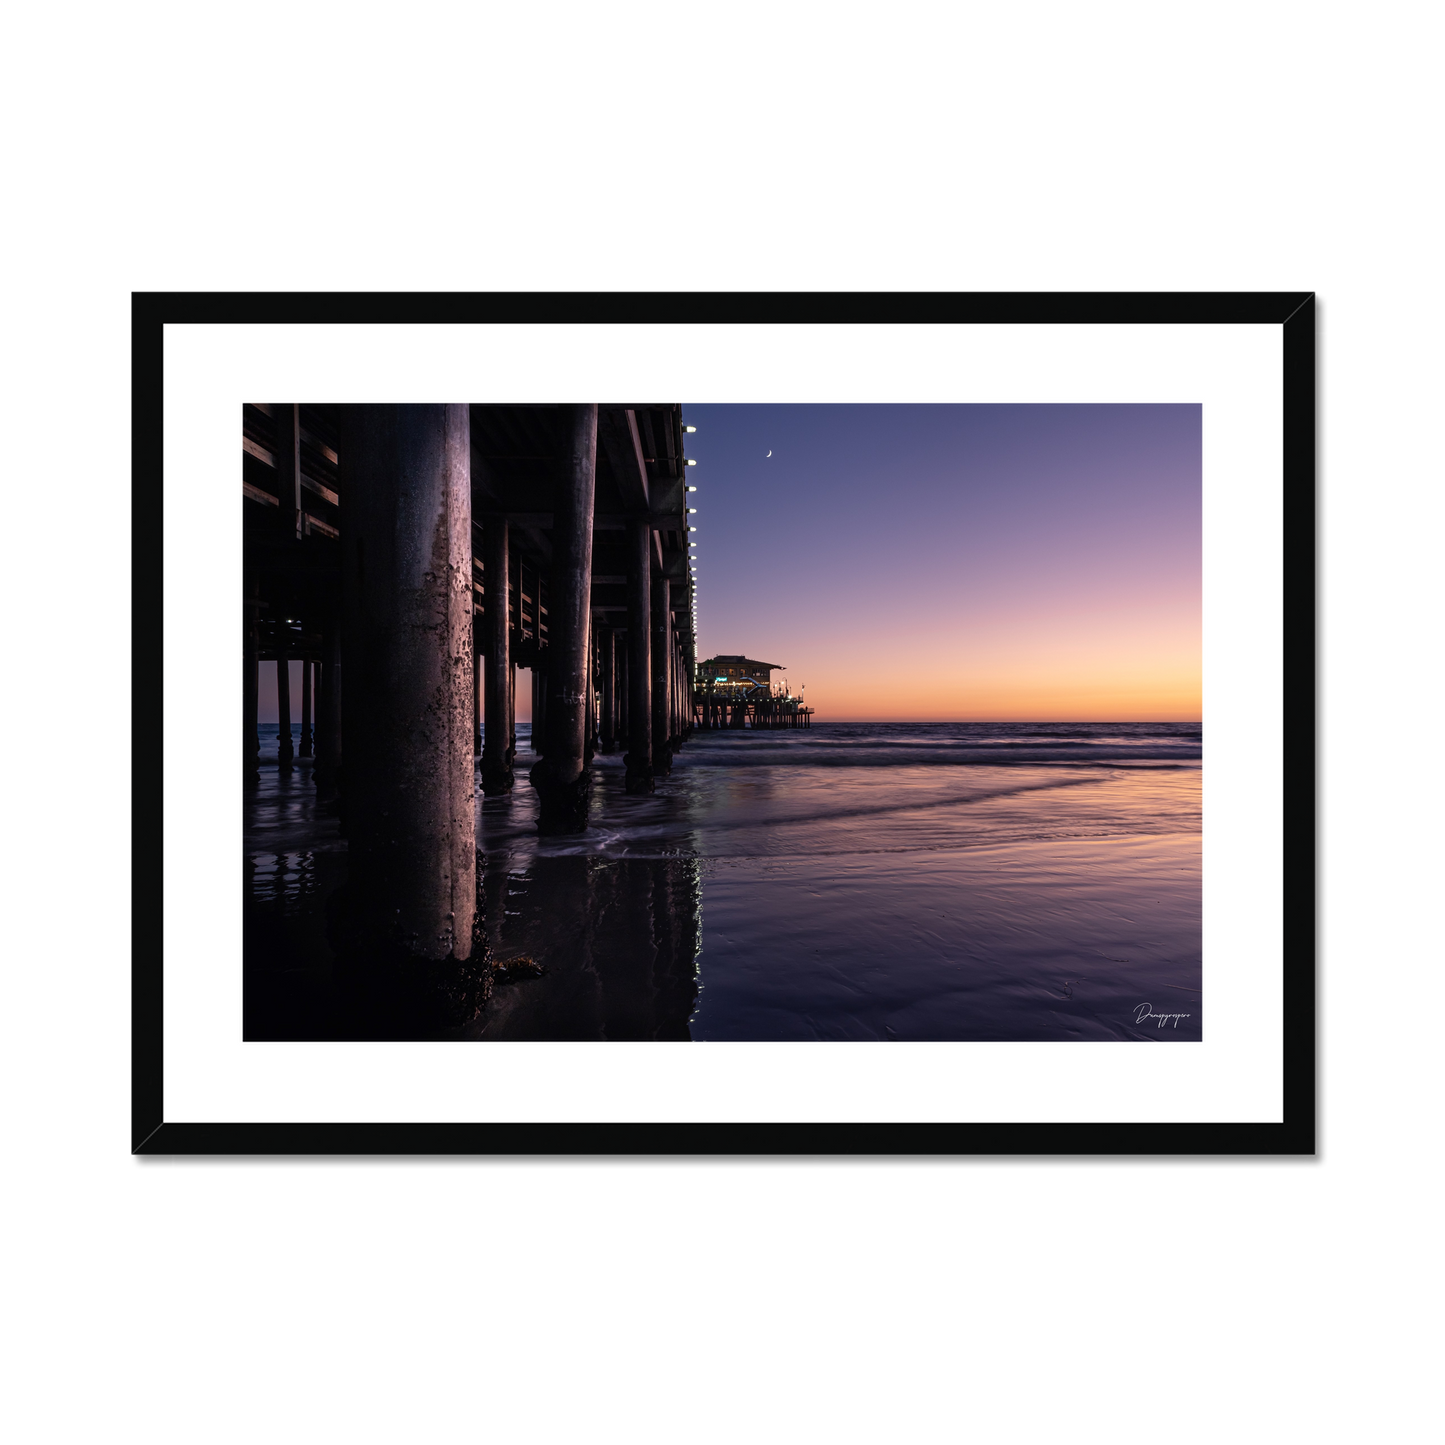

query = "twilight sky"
[[259, 403, 1201, 725], [683, 403, 1201, 722]]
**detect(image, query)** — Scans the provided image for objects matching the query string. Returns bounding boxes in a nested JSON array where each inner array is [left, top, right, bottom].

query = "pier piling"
[[481, 517, 514, 794], [299, 658, 314, 757], [652, 577, 672, 777], [473, 634, 483, 757], [530, 404, 598, 834], [314, 619, 341, 801], [617, 642, 629, 748], [276, 645, 294, 767], [625, 518, 654, 793], [601, 627, 616, 751], [244, 585, 259, 780], [340, 403, 476, 961]]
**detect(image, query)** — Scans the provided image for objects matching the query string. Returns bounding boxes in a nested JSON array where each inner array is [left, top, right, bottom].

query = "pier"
[[693, 654, 815, 730], [244, 403, 698, 1016], [246, 404, 697, 789]]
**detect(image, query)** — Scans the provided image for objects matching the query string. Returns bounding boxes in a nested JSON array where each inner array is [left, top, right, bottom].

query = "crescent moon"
[[766, 450, 772, 457]]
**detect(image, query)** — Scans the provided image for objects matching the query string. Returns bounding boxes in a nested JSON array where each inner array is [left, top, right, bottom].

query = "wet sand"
[[245, 722, 1201, 1042]]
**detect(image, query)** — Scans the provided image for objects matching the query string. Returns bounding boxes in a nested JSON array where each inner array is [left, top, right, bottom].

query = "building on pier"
[[692, 655, 814, 730], [699, 655, 783, 694]]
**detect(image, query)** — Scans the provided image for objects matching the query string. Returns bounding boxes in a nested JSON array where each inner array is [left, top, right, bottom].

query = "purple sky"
[[259, 403, 1201, 725], [682, 403, 1201, 721]]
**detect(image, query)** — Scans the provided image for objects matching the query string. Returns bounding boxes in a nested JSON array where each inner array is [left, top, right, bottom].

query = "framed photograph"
[[133, 292, 1314, 1154]]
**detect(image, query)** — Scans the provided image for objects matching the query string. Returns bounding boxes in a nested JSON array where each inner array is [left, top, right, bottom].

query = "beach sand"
[[245, 723, 1201, 1042]]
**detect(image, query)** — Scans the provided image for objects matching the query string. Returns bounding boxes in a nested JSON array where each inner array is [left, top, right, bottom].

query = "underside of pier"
[[243, 402, 698, 1024]]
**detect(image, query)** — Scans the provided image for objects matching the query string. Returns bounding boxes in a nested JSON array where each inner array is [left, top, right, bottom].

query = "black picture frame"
[[132, 291, 1315, 1156]]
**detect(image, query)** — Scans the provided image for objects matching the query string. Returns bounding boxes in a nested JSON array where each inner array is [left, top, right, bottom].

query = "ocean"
[[245, 722, 1201, 1042]]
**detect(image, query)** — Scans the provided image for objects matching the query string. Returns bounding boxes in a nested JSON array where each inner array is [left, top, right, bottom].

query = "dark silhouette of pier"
[[244, 403, 701, 1034], [693, 654, 814, 729]]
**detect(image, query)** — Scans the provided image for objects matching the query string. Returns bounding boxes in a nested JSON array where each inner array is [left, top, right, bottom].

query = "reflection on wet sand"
[[468, 855, 701, 1040], [246, 723, 1201, 1043], [244, 736, 702, 1041]]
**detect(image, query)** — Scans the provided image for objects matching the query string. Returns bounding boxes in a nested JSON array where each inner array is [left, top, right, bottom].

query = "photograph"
[[244, 399, 1203, 1045]]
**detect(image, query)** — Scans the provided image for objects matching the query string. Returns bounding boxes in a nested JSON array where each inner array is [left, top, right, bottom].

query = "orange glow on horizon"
[[767, 674, 1201, 724], [684, 401, 1202, 730], [729, 624, 1200, 724]]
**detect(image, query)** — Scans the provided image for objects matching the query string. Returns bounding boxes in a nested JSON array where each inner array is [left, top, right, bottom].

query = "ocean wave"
[[675, 749, 1200, 768], [533, 820, 1201, 862], [661, 774, 1109, 832]]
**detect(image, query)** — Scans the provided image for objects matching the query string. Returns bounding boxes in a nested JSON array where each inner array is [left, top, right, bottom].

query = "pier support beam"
[[665, 641, 675, 750], [651, 577, 672, 776], [341, 404, 476, 963], [481, 518, 513, 794], [530, 404, 597, 833], [473, 633, 483, 757], [276, 646, 294, 767], [299, 659, 314, 757], [671, 643, 683, 749], [584, 630, 596, 765], [244, 585, 259, 780], [617, 639, 628, 747], [624, 521, 653, 793], [600, 628, 616, 752], [314, 618, 341, 802]]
